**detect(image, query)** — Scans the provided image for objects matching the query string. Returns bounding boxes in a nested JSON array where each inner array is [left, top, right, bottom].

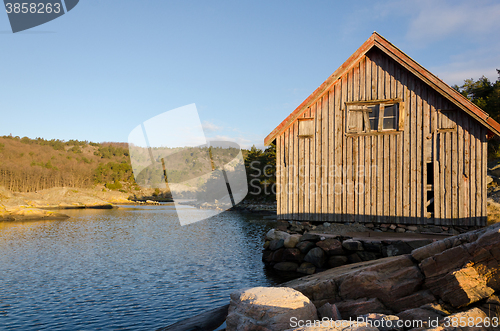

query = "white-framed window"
[[346, 99, 404, 134]]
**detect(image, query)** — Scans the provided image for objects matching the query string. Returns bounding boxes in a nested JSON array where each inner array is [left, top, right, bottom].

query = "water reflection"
[[0, 204, 280, 330]]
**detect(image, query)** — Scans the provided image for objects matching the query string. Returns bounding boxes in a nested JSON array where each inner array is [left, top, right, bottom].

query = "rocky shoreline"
[[0, 186, 166, 222], [163, 222, 500, 331]]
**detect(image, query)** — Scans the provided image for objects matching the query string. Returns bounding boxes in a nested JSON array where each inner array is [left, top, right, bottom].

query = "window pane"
[[367, 105, 378, 131], [384, 105, 397, 117], [368, 105, 378, 119], [383, 117, 396, 130]]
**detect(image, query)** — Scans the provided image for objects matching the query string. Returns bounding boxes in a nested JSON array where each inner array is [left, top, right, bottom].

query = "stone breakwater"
[[279, 220, 480, 237], [225, 222, 500, 331], [262, 229, 437, 275]]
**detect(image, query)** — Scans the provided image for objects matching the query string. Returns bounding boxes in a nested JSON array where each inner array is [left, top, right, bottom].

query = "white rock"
[[226, 287, 318, 331]]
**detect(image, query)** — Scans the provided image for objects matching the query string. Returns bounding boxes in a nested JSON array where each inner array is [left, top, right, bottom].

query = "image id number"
[[5, 3, 61, 14]]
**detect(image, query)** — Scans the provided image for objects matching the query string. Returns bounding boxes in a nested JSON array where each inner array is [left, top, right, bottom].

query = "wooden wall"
[[276, 48, 488, 226]]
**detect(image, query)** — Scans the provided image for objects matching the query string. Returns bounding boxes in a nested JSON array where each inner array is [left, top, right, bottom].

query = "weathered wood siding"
[[276, 48, 488, 226]]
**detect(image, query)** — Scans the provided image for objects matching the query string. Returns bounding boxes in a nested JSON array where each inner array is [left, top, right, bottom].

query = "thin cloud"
[[201, 120, 223, 133], [405, 0, 500, 45], [429, 45, 500, 85]]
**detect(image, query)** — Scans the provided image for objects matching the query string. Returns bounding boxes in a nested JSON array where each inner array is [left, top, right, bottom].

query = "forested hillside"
[[0, 135, 277, 201], [0, 136, 133, 192]]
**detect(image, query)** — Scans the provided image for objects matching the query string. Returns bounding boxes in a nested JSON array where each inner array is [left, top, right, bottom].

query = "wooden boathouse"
[[264, 32, 500, 226]]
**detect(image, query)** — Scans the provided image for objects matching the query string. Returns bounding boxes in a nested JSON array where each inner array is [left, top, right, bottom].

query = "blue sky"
[[1, 0, 499, 149]]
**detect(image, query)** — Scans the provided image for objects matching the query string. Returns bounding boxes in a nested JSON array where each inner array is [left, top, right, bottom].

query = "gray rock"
[[357, 251, 379, 261], [347, 253, 363, 263], [382, 241, 412, 257], [337, 298, 393, 320], [296, 241, 316, 254], [271, 248, 284, 262], [316, 238, 344, 255], [343, 239, 364, 251], [265, 229, 290, 241], [317, 302, 342, 320], [328, 255, 348, 268], [282, 248, 303, 263], [269, 239, 285, 251], [297, 262, 316, 275], [284, 234, 301, 248], [363, 241, 382, 253], [300, 233, 321, 242], [304, 247, 327, 268]]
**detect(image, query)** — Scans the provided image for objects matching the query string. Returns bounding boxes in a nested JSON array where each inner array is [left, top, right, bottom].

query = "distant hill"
[[0, 135, 277, 202], [0, 135, 133, 192]]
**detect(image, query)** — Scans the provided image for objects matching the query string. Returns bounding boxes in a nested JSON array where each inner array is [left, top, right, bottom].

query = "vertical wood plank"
[[285, 128, 290, 217], [463, 114, 470, 224], [364, 55, 372, 221], [470, 118, 477, 223], [430, 91, 440, 221], [475, 124, 481, 225], [276, 135, 282, 219], [310, 103, 316, 219], [328, 87, 335, 222], [315, 98, 322, 221], [409, 76, 417, 223], [293, 121, 299, 219], [334, 83, 342, 221], [415, 81, 423, 222], [342, 75, 348, 219], [482, 127, 487, 224], [457, 112, 464, 220], [322, 92, 329, 220], [298, 114, 305, 220], [451, 112, 458, 220], [376, 52, 384, 223], [347, 69, 354, 222], [304, 109, 311, 220], [401, 69, 410, 223], [395, 62, 403, 222], [422, 86, 430, 220]]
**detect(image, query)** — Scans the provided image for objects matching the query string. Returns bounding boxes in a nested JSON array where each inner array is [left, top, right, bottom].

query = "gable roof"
[[264, 32, 500, 146]]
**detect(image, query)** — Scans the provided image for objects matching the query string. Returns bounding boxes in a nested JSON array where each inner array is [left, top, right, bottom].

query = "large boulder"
[[266, 229, 291, 241], [284, 234, 302, 248], [284, 255, 424, 309], [417, 223, 500, 308], [226, 287, 317, 331], [316, 238, 344, 255], [304, 247, 327, 268]]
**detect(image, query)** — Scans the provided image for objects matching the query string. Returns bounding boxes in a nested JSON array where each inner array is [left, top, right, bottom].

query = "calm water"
[[0, 204, 282, 330]]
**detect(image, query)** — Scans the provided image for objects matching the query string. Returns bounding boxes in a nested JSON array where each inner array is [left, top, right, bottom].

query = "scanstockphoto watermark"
[[3, 0, 79, 33], [289, 316, 435, 329], [248, 161, 378, 196], [128, 104, 248, 226]]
